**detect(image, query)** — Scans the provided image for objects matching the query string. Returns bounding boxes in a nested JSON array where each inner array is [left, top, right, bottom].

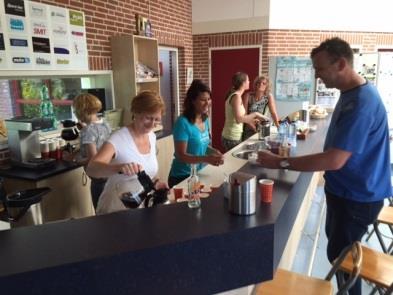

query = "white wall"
[[192, 0, 269, 34], [269, 0, 393, 32], [192, 0, 393, 34]]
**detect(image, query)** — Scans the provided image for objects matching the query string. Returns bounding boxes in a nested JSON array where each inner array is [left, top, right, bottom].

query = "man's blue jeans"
[[325, 189, 384, 295]]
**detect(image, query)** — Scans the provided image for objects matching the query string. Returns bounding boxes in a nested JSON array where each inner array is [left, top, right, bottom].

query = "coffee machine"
[[5, 117, 54, 167]]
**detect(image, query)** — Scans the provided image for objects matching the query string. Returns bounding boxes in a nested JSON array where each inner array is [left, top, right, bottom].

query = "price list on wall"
[[0, 0, 88, 70]]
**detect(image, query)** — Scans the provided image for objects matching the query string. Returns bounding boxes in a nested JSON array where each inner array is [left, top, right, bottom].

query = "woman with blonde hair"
[[87, 91, 168, 214], [221, 72, 268, 151], [243, 75, 280, 140], [73, 93, 111, 209]]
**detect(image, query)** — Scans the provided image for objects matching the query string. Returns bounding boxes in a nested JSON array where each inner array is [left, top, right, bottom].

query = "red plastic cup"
[[259, 179, 274, 203], [173, 186, 183, 200]]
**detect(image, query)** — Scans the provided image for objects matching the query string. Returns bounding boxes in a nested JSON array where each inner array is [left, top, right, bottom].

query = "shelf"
[[136, 77, 159, 83], [16, 99, 73, 106]]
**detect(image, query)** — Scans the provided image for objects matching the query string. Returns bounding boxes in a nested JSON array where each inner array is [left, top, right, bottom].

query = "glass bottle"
[[40, 84, 49, 118], [187, 164, 201, 209], [40, 84, 57, 130]]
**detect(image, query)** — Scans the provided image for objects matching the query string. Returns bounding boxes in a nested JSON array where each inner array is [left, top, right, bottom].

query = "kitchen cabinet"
[[0, 162, 95, 223], [111, 35, 160, 126]]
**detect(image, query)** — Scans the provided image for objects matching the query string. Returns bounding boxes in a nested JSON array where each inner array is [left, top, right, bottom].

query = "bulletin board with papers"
[[0, 0, 88, 71], [275, 56, 313, 102]]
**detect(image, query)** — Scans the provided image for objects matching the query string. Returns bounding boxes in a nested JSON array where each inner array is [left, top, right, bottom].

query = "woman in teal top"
[[168, 80, 224, 187]]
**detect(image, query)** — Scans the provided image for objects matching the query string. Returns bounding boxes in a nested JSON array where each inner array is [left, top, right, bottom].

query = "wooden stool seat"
[[255, 269, 333, 295], [341, 245, 393, 288]]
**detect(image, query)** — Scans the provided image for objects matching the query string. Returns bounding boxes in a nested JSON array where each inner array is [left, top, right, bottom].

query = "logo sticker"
[[29, 3, 45, 18], [32, 37, 50, 53], [52, 25, 67, 36], [0, 34, 5, 50], [54, 47, 69, 55], [10, 18, 24, 31], [10, 38, 28, 47], [5, 0, 25, 17], [71, 31, 84, 37], [36, 57, 50, 65], [57, 58, 69, 65], [32, 21, 48, 36], [69, 11, 84, 26], [12, 56, 30, 64]]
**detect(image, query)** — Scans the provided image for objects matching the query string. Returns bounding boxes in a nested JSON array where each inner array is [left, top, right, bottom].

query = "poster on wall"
[[354, 53, 378, 85], [0, 0, 88, 71], [275, 57, 313, 101]]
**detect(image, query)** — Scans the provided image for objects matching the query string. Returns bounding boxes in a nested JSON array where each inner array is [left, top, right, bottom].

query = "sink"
[[232, 140, 270, 160], [232, 149, 256, 160]]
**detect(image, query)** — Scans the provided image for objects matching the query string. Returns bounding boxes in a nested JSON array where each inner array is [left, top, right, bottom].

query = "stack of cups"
[[49, 138, 61, 160], [40, 141, 49, 159], [58, 138, 66, 160]]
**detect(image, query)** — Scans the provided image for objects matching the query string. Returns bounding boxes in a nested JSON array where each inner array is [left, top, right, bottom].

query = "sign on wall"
[[0, 0, 88, 70], [275, 56, 313, 101]]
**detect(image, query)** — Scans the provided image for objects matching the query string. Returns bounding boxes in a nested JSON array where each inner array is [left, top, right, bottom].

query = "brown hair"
[[131, 91, 165, 118], [225, 71, 248, 100], [73, 93, 102, 123], [254, 75, 271, 96], [310, 37, 354, 67], [183, 79, 211, 123]]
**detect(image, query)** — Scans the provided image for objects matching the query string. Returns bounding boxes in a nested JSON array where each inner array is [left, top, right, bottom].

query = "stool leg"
[[365, 228, 375, 242], [374, 222, 389, 254]]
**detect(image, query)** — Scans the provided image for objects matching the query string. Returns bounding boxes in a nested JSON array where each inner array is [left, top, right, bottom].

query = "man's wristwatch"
[[279, 158, 290, 168]]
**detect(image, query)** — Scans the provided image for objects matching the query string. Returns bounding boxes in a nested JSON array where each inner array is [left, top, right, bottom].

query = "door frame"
[[158, 46, 180, 119]]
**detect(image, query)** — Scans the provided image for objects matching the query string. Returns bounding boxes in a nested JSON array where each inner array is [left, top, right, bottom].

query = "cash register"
[[5, 117, 56, 169]]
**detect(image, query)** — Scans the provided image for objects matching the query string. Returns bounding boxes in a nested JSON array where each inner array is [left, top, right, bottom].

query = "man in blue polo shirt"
[[258, 37, 391, 295]]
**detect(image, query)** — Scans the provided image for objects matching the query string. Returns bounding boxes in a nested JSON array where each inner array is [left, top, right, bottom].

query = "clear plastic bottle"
[[187, 164, 201, 208]]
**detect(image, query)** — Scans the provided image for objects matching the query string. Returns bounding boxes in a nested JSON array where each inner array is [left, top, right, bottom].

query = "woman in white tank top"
[[86, 91, 168, 214]]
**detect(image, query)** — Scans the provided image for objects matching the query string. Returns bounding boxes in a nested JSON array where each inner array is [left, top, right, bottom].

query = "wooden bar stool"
[[340, 244, 393, 294], [373, 206, 393, 254], [254, 242, 362, 295]]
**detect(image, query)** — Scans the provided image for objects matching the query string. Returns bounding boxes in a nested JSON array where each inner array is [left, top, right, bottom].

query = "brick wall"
[[193, 29, 393, 84], [37, 0, 192, 102]]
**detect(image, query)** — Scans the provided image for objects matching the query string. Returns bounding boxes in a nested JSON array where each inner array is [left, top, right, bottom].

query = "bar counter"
[[0, 117, 331, 294]]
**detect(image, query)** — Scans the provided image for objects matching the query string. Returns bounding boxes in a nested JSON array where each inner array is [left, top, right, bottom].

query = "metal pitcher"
[[228, 171, 256, 215]]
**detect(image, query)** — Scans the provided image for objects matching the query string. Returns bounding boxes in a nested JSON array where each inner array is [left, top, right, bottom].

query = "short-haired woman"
[[87, 91, 168, 214]]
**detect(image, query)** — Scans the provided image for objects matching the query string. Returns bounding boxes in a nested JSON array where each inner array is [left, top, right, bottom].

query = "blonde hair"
[[73, 93, 102, 123], [131, 91, 165, 118], [254, 75, 271, 96]]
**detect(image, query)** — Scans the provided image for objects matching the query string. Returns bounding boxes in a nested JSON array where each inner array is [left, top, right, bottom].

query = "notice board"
[[0, 0, 88, 70], [274, 56, 313, 102]]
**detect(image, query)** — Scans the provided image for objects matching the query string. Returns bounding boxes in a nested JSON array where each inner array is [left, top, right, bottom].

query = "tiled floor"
[[292, 186, 392, 294]]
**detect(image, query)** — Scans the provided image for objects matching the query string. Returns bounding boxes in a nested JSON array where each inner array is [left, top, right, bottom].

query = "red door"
[[210, 48, 260, 152]]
